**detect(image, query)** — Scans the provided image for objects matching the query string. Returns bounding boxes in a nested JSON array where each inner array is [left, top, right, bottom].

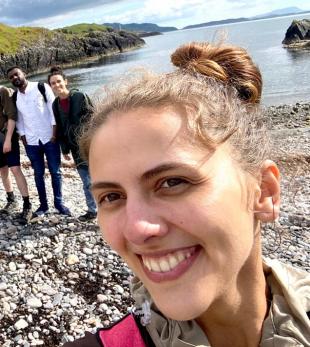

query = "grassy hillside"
[[0, 23, 53, 54], [0, 23, 110, 54], [56, 23, 109, 34]]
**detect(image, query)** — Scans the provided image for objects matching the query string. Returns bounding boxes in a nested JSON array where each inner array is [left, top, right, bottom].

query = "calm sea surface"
[[33, 14, 310, 106]]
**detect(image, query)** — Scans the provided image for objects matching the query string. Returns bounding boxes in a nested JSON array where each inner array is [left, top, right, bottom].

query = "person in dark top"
[[48, 67, 97, 221]]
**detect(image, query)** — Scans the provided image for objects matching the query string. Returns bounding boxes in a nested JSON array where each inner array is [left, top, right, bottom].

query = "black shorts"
[[0, 131, 21, 168]]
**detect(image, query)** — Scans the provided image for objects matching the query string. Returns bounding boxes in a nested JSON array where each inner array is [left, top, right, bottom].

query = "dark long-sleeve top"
[[52, 90, 93, 167]]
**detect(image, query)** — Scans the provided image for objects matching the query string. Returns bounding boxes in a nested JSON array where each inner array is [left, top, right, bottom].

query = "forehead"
[[91, 106, 189, 152], [8, 68, 23, 77], [89, 106, 210, 177]]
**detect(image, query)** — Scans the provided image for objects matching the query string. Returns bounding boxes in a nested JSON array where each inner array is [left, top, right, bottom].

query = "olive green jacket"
[[0, 86, 17, 131], [132, 259, 310, 346], [52, 90, 93, 167]]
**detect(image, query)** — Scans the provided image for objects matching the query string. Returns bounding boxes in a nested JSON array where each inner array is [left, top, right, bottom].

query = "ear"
[[254, 160, 280, 222]]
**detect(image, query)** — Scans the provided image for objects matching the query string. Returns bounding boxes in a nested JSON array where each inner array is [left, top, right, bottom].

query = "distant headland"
[[103, 6, 310, 35], [182, 6, 310, 30]]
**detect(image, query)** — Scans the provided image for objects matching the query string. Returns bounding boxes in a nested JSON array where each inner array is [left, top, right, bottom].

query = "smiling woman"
[[62, 42, 310, 347]]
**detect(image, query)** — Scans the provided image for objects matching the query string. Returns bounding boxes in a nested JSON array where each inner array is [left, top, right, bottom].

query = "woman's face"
[[49, 74, 68, 97], [89, 106, 261, 321]]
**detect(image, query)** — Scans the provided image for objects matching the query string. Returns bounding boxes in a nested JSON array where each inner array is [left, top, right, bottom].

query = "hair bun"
[[50, 66, 62, 74], [171, 42, 262, 104]]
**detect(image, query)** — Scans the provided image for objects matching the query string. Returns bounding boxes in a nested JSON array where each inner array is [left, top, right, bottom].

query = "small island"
[[0, 23, 145, 80], [282, 19, 310, 49]]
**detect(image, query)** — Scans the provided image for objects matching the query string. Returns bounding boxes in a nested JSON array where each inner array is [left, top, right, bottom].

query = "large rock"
[[282, 19, 310, 47], [0, 30, 144, 79]]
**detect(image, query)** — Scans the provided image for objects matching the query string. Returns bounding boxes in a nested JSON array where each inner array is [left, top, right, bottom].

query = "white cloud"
[[102, 0, 206, 27], [1, 0, 309, 28], [102, 0, 247, 28], [0, 0, 125, 25]]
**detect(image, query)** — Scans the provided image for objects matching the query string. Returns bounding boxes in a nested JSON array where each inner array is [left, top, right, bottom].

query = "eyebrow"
[[141, 162, 194, 181], [91, 181, 121, 192], [91, 162, 198, 192]]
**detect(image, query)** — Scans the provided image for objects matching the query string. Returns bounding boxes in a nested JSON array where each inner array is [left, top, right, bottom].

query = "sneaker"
[[17, 207, 32, 225], [56, 205, 72, 216], [0, 200, 18, 214], [78, 211, 97, 222], [31, 206, 49, 219]]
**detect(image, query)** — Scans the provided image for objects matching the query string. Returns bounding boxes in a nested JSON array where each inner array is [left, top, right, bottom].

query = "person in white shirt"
[[7, 66, 71, 218]]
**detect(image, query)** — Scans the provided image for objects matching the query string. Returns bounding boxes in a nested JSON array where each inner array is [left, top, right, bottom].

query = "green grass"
[[0, 22, 110, 54], [0, 23, 53, 54], [56, 23, 108, 35]]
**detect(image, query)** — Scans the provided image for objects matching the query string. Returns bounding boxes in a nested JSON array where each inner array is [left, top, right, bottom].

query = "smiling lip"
[[139, 246, 201, 283]]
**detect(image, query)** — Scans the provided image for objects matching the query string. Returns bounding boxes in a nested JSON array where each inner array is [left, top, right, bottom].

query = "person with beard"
[[7, 66, 71, 218]]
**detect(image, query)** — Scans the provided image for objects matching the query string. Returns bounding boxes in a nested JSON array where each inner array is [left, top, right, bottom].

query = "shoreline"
[[0, 45, 144, 84], [0, 101, 309, 346]]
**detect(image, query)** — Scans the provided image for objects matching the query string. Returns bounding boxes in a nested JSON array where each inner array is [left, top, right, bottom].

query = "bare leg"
[[0, 166, 13, 192], [10, 166, 29, 197]]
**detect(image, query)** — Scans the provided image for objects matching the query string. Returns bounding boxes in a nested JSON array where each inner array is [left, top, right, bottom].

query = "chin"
[[153, 293, 209, 322]]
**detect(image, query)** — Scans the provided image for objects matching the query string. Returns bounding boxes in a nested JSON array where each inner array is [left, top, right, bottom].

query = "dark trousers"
[[25, 141, 62, 210]]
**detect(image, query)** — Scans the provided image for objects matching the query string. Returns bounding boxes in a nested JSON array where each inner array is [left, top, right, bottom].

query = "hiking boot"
[[78, 211, 97, 222], [17, 207, 32, 225], [55, 205, 72, 216], [0, 200, 18, 214]]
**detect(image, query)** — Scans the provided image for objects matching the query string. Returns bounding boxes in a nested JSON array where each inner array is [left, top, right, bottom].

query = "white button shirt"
[[16, 81, 56, 145]]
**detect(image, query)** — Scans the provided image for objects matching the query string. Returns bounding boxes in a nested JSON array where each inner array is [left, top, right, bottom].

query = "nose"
[[123, 200, 168, 245]]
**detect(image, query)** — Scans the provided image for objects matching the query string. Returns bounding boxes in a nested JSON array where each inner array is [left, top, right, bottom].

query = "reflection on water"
[[285, 48, 310, 62], [28, 14, 310, 105]]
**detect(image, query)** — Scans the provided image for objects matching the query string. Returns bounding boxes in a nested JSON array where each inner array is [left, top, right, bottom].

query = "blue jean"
[[26, 141, 63, 209], [77, 166, 97, 213]]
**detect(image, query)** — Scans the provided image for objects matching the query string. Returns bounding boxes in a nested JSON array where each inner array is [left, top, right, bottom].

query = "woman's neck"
[[196, 240, 268, 347]]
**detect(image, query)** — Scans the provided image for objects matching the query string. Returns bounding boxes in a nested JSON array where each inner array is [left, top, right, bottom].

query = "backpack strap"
[[97, 314, 147, 347], [12, 90, 17, 105], [37, 82, 47, 102]]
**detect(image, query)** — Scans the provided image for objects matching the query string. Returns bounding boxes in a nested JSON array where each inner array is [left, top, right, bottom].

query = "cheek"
[[97, 213, 126, 254]]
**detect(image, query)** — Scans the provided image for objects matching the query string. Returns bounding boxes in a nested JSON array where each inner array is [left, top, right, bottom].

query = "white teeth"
[[176, 251, 186, 263], [142, 249, 193, 273], [168, 254, 179, 269], [144, 258, 152, 271], [150, 258, 161, 272], [159, 259, 170, 272]]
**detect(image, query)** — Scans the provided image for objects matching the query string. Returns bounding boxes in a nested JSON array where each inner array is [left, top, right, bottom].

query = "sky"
[[0, 0, 309, 29]]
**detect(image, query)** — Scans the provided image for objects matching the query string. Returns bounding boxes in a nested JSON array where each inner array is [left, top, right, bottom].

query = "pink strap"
[[98, 315, 146, 347]]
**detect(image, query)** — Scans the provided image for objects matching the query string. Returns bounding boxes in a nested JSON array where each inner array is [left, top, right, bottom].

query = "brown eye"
[[161, 178, 187, 188], [103, 193, 121, 202], [98, 192, 125, 207]]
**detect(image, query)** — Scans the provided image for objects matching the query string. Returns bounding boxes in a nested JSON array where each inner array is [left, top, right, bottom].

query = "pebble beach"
[[0, 102, 309, 346]]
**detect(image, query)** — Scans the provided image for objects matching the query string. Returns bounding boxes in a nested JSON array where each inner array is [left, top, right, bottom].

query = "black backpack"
[[12, 82, 47, 104]]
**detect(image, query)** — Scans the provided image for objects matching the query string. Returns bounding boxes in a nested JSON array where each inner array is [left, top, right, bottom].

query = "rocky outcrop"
[[282, 19, 310, 47], [0, 30, 144, 80]]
